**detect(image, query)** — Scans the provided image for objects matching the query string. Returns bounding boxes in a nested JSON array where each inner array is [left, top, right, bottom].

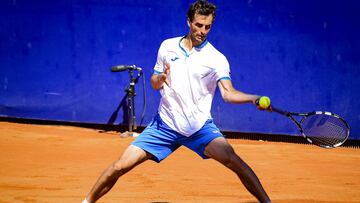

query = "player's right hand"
[[161, 62, 171, 87]]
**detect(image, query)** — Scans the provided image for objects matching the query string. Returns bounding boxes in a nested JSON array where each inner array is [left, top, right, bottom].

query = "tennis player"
[[82, 0, 271, 202]]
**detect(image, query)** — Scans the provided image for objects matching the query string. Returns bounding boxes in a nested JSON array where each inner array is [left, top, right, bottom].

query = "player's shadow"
[[106, 72, 144, 131], [106, 92, 129, 129]]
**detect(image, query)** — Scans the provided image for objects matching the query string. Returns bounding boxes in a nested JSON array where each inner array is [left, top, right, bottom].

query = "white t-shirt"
[[154, 36, 230, 136]]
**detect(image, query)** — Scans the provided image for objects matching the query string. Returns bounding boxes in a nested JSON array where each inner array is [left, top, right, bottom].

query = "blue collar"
[[195, 38, 208, 49], [178, 35, 208, 57]]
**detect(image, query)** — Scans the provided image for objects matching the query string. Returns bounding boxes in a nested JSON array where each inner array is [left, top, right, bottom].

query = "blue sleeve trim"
[[217, 76, 231, 82], [153, 70, 162, 74]]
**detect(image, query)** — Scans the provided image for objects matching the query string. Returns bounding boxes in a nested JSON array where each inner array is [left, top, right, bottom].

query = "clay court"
[[0, 121, 359, 203]]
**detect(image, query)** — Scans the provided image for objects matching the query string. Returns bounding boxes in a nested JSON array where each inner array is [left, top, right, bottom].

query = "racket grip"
[[271, 106, 289, 116]]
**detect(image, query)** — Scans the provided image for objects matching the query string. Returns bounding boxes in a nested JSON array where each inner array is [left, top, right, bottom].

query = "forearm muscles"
[[225, 90, 258, 104], [218, 80, 259, 104]]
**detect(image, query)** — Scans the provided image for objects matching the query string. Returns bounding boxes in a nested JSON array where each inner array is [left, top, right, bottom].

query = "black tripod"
[[111, 65, 146, 137]]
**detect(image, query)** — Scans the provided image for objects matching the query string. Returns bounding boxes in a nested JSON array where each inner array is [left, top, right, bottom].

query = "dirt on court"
[[0, 121, 359, 203]]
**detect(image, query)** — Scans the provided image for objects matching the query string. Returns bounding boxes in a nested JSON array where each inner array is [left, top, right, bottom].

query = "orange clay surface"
[[0, 121, 359, 203]]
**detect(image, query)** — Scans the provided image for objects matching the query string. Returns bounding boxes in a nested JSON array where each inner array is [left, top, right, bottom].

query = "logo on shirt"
[[170, 57, 179, 61]]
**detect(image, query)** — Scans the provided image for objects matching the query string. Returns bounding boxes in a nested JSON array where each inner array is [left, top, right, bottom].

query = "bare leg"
[[204, 137, 271, 203], [85, 145, 152, 203]]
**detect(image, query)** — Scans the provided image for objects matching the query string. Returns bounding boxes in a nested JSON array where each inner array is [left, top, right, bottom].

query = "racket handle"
[[271, 106, 289, 116]]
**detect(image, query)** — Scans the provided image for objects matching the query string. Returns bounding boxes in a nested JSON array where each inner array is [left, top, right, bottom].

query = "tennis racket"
[[271, 106, 350, 148]]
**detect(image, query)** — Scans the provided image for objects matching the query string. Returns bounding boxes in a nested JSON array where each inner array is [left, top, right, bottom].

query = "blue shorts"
[[132, 114, 224, 163]]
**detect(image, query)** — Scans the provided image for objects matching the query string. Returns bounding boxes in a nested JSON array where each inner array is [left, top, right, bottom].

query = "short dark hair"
[[187, 0, 217, 22]]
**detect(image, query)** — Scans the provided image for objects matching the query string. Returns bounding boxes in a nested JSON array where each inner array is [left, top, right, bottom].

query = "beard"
[[191, 33, 206, 45]]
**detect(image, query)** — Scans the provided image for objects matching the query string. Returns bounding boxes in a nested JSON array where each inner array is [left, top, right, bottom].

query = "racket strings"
[[302, 114, 348, 147]]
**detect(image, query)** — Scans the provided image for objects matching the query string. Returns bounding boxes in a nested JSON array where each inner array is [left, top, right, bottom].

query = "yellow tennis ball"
[[259, 96, 271, 109]]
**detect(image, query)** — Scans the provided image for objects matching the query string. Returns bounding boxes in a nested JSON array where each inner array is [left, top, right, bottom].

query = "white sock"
[[82, 199, 89, 203]]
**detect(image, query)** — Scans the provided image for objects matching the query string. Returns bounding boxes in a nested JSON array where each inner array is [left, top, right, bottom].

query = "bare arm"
[[218, 79, 260, 104]]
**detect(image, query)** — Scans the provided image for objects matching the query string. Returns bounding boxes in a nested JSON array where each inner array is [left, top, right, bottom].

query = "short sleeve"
[[214, 54, 231, 81], [153, 42, 166, 74]]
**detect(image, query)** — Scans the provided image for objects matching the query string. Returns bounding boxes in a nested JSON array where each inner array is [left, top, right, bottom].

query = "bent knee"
[[207, 145, 237, 165], [222, 150, 240, 167], [112, 159, 132, 175]]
